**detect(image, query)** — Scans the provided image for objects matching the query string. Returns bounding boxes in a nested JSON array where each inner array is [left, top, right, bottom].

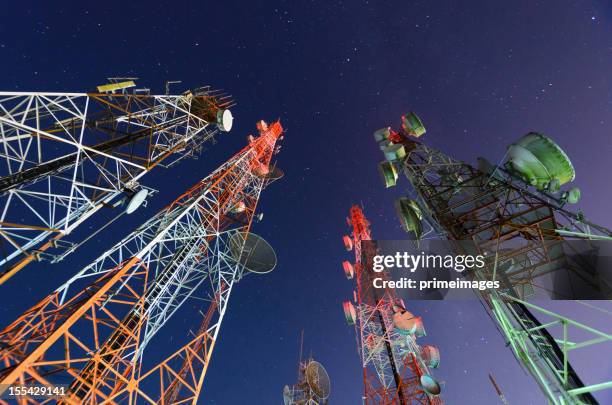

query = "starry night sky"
[[1, 1, 612, 404]]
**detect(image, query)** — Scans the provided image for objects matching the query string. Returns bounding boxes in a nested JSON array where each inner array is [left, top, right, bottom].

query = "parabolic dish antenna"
[[305, 361, 331, 400], [257, 165, 284, 181], [420, 374, 441, 396], [125, 189, 149, 214], [229, 232, 277, 274], [216, 109, 234, 132]]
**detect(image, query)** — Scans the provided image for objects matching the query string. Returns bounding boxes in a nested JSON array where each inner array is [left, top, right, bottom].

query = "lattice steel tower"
[[0, 79, 234, 284], [341, 206, 443, 404], [375, 112, 612, 404], [0, 119, 283, 404]]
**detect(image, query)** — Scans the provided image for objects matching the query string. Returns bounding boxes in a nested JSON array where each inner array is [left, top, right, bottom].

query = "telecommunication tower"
[[283, 358, 331, 405], [0, 78, 235, 284], [283, 332, 331, 405], [0, 119, 283, 404], [341, 206, 443, 404], [374, 112, 612, 404]]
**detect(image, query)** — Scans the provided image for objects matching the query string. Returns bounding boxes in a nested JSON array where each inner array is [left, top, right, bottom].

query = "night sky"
[[1, 1, 612, 404]]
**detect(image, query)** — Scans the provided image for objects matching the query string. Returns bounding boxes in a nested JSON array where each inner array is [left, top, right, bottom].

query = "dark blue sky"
[[1, 1, 612, 404]]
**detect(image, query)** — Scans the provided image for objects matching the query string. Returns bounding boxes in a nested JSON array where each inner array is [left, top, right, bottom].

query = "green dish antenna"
[[395, 197, 423, 239], [373, 127, 392, 142], [401, 112, 426, 138], [378, 161, 398, 188], [507, 132, 575, 192]]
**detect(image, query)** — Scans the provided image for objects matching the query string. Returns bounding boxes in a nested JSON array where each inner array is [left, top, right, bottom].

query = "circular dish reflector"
[[565, 187, 581, 204], [373, 127, 392, 142], [125, 189, 149, 214], [383, 143, 406, 162], [508, 132, 574, 191], [378, 161, 398, 188], [402, 112, 426, 138], [257, 165, 284, 181], [305, 361, 331, 399], [420, 374, 441, 396], [342, 235, 353, 251], [420, 345, 441, 368], [343, 301, 357, 325], [228, 232, 277, 274], [342, 260, 354, 279], [216, 109, 234, 132], [395, 198, 423, 240], [394, 312, 426, 337]]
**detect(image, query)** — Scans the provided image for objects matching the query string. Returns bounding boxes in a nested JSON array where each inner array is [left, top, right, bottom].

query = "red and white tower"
[[342, 205, 443, 404], [0, 120, 283, 404]]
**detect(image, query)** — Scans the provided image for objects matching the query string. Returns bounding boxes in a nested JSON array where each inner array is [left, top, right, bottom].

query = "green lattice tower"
[[375, 120, 612, 405]]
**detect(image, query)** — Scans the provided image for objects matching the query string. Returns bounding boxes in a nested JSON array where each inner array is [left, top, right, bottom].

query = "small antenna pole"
[[298, 329, 304, 378], [489, 373, 510, 405]]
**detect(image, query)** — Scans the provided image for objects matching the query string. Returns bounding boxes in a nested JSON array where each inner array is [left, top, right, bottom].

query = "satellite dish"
[[402, 111, 426, 138], [305, 361, 331, 400], [562, 187, 581, 204], [378, 161, 398, 188], [342, 301, 357, 325], [420, 345, 441, 368], [393, 311, 426, 338], [283, 385, 292, 405], [216, 109, 234, 132], [256, 165, 284, 181], [125, 189, 149, 214], [383, 143, 406, 162], [342, 235, 353, 251], [228, 232, 277, 274], [395, 198, 423, 240], [342, 260, 354, 279], [507, 132, 575, 191], [420, 374, 441, 396], [373, 127, 392, 142]]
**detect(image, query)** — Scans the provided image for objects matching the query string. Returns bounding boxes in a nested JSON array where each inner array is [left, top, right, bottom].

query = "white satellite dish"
[[216, 109, 234, 132], [125, 189, 149, 214]]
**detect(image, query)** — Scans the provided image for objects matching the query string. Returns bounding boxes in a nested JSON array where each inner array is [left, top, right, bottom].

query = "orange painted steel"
[[0, 121, 283, 404]]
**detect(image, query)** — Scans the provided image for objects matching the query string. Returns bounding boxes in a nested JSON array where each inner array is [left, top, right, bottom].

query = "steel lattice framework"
[[283, 358, 330, 405], [343, 206, 442, 405], [381, 121, 612, 405], [0, 120, 283, 404], [0, 83, 234, 283]]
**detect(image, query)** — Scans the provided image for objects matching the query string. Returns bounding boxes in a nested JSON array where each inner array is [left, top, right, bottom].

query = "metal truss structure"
[[342, 206, 442, 405], [283, 358, 331, 405], [0, 120, 283, 404], [0, 81, 234, 283], [380, 121, 612, 404]]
